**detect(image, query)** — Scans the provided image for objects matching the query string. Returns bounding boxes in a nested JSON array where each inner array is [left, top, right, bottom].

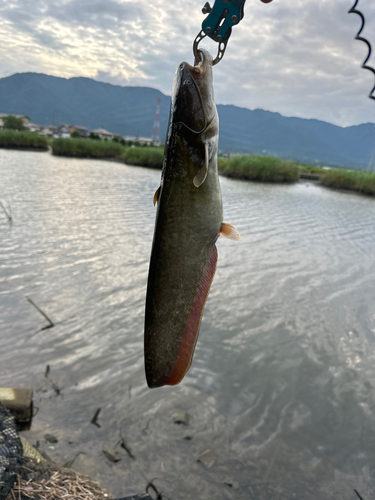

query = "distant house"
[[28, 123, 42, 133], [123, 135, 154, 145], [69, 125, 90, 138], [34, 125, 58, 137], [91, 128, 115, 140], [57, 124, 71, 138], [0, 114, 30, 130]]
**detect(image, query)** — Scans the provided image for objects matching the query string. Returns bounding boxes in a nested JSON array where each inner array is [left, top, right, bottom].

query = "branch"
[[26, 296, 54, 330], [0, 200, 12, 225]]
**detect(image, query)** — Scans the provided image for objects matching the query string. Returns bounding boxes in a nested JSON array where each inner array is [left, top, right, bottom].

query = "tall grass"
[[121, 147, 164, 169], [219, 155, 300, 183], [321, 169, 375, 196], [51, 138, 165, 169], [52, 138, 124, 158], [0, 130, 49, 150]]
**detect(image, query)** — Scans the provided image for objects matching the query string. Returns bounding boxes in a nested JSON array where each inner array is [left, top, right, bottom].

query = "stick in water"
[[26, 296, 54, 330], [0, 200, 12, 225], [91, 408, 101, 427]]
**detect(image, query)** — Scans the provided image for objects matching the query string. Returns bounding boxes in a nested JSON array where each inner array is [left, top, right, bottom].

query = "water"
[[1, 149, 375, 499]]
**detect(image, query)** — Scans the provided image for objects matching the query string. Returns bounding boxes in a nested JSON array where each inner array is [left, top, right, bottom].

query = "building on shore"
[[0, 113, 157, 145], [69, 125, 90, 138], [29, 124, 58, 137], [91, 128, 115, 140], [57, 124, 71, 138], [123, 135, 154, 145]]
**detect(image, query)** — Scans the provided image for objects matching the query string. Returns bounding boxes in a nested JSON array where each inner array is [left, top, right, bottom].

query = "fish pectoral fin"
[[193, 142, 209, 188], [153, 186, 161, 206], [220, 222, 242, 241]]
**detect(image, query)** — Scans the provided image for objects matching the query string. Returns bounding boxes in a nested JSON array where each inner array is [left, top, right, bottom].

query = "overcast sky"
[[0, 0, 374, 127]]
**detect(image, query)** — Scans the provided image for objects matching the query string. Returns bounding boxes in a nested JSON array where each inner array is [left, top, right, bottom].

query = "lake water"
[[1, 149, 375, 499]]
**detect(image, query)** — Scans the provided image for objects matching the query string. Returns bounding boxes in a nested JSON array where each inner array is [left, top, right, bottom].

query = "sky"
[[0, 0, 374, 127]]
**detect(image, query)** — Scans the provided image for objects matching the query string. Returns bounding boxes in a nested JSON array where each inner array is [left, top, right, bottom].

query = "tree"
[[3, 115, 25, 131], [89, 132, 100, 140], [71, 130, 80, 138]]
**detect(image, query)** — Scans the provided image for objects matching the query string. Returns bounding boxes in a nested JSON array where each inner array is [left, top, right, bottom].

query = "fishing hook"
[[348, 0, 375, 100]]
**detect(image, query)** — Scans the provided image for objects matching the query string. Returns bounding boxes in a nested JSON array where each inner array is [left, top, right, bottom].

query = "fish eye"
[[184, 79, 191, 85]]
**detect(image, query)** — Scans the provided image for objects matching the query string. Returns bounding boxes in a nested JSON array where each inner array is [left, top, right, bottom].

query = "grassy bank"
[[218, 155, 300, 183], [0, 130, 49, 150], [320, 169, 375, 196], [52, 138, 124, 158], [51, 138, 164, 169], [121, 146, 164, 169]]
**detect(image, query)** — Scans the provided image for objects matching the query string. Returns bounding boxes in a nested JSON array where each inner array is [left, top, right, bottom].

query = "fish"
[[144, 48, 241, 389]]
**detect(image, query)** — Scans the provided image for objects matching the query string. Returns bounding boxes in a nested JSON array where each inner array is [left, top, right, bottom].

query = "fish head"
[[172, 49, 217, 135]]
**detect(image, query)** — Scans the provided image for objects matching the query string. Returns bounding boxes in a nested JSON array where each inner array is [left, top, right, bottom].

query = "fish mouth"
[[176, 54, 210, 135], [189, 50, 208, 81]]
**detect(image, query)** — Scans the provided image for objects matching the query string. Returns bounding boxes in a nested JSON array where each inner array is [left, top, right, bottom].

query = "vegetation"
[[89, 132, 101, 140], [2, 115, 26, 131], [0, 130, 48, 150], [51, 138, 164, 168], [121, 146, 164, 169], [52, 138, 124, 158], [218, 155, 300, 183], [298, 165, 327, 175], [114, 137, 157, 148], [70, 130, 80, 138], [320, 169, 375, 196], [8, 133, 374, 197]]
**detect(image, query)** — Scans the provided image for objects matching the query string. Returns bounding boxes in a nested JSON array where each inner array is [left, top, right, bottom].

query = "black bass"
[[144, 49, 241, 389]]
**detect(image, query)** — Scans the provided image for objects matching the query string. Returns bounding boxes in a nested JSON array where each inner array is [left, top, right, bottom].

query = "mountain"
[[0, 72, 373, 169]]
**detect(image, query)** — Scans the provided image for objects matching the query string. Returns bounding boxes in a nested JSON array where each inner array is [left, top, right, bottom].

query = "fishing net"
[[0, 402, 23, 500]]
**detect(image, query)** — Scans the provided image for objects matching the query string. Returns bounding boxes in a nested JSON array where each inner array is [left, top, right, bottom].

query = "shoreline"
[[0, 145, 49, 152], [1, 144, 374, 198]]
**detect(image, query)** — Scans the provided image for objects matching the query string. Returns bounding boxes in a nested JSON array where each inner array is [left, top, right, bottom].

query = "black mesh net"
[[0, 402, 23, 500]]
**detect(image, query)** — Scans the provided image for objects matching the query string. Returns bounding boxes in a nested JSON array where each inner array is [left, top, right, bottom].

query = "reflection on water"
[[1, 149, 375, 499]]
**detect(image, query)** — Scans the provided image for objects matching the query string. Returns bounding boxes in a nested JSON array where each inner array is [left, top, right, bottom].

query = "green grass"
[[121, 146, 164, 169], [52, 138, 124, 158], [320, 169, 375, 196], [218, 155, 300, 183], [51, 139, 165, 169], [298, 165, 326, 175], [0, 130, 49, 150]]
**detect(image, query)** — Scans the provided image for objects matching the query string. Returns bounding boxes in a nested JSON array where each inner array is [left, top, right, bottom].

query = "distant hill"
[[0, 72, 373, 169]]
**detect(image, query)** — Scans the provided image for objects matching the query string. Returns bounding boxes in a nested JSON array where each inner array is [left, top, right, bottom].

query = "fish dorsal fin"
[[193, 142, 209, 188], [220, 222, 242, 241], [153, 186, 161, 206]]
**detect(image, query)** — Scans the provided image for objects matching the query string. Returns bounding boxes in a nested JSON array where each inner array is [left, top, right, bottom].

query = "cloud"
[[0, 0, 374, 126]]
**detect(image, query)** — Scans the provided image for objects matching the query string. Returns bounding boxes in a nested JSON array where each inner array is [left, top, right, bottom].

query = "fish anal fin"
[[193, 142, 209, 188], [220, 222, 242, 241], [153, 186, 161, 206]]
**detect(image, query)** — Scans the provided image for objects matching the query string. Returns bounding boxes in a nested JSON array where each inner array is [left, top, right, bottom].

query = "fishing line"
[[348, 0, 375, 100]]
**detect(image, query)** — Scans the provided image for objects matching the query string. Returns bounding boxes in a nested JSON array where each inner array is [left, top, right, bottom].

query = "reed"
[[0, 130, 49, 150], [51, 139, 164, 169], [218, 155, 300, 182], [121, 147, 164, 169], [321, 169, 375, 196], [52, 138, 124, 158]]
